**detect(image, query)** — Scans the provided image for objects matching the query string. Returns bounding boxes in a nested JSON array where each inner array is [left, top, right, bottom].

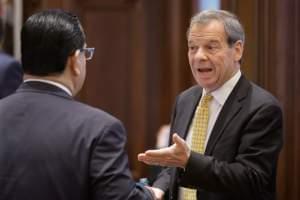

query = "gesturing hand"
[[138, 133, 190, 169]]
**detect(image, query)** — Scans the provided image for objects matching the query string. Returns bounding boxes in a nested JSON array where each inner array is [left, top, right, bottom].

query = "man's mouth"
[[197, 68, 213, 72]]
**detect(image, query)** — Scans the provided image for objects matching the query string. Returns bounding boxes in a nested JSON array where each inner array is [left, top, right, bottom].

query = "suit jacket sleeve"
[[0, 60, 23, 98], [180, 101, 283, 199], [90, 120, 154, 200]]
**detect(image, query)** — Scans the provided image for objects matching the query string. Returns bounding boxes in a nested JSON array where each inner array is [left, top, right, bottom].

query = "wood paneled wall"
[[72, 0, 169, 178], [222, 0, 300, 199], [275, 1, 300, 199], [24, 0, 300, 199], [75, 0, 194, 178]]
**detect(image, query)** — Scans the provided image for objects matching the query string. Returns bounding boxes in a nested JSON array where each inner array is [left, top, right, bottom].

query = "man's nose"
[[194, 48, 208, 61]]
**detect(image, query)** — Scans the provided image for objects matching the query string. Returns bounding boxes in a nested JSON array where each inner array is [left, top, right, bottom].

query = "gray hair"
[[187, 10, 245, 46]]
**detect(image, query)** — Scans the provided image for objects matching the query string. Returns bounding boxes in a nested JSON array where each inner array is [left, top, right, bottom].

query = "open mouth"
[[197, 68, 213, 72]]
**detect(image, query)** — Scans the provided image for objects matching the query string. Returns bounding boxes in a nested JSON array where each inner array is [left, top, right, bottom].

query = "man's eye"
[[206, 44, 221, 53], [207, 45, 217, 50], [189, 46, 197, 51]]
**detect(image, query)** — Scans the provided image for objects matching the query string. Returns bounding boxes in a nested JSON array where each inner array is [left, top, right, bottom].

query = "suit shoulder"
[[0, 53, 21, 67], [71, 101, 122, 126], [176, 85, 201, 104], [178, 85, 201, 99], [249, 82, 281, 107]]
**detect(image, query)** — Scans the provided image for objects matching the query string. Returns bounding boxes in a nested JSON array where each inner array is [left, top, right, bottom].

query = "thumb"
[[172, 133, 185, 147]]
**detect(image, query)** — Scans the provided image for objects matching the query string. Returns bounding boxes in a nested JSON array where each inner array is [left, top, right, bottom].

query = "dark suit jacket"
[[0, 82, 153, 200], [153, 75, 283, 200], [0, 52, 23, 98]]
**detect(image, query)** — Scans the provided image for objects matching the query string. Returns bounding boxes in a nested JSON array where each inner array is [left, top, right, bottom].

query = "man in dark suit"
[[0, 9, 157, 200], [0, 19, 23, 98], [0, 52, 23, 98], [138, 10, 283, 200]]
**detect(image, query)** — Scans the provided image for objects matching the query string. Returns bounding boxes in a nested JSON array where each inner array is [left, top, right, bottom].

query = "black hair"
[[21, 9, 86, 76]]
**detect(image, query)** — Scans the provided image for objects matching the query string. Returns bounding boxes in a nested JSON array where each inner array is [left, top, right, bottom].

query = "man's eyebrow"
[[187, 38, 222, 46], [187, 40, 196, 45], [207, 39, 221, 44]]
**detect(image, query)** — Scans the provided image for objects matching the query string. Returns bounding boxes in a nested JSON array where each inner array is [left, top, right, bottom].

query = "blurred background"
[[2, 0, 299, 199]]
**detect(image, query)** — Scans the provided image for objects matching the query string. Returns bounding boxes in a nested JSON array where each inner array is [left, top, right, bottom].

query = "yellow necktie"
[[183, 94, 213, 200]]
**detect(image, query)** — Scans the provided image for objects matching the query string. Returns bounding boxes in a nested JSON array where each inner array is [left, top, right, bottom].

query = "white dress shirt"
[[24, 78, 73, 96]]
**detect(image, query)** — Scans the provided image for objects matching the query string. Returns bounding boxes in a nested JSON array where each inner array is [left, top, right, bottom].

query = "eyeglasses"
[[79, 47, 95, 60]]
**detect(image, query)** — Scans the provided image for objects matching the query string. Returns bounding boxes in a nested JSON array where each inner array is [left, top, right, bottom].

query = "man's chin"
[[197, 80, 215, 90]]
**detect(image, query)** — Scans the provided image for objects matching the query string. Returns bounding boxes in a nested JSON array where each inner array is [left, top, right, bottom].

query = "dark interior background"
[[22, 0, 300, 199]]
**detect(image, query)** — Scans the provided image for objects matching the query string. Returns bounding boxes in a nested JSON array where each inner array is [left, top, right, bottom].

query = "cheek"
[[188, 54, 193, 65], [214, 57, 233, 82], [82, 65, 87, 78], [188, 55, 196, 71]]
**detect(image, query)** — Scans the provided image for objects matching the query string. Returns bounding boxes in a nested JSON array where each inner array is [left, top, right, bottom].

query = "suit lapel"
[[205, 76, 250, 155], [179, 89, 202, 139]]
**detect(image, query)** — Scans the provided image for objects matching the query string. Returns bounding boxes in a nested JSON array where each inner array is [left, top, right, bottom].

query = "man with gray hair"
[[138, 10, 283, 200]]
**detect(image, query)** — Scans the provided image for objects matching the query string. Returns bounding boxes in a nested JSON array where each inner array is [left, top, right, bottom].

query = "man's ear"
[[233, 40, 244, 62], [68, 52, 81, 76]]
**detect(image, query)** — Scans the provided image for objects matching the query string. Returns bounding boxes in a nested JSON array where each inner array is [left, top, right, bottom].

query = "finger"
[[137, 153, 146, 161], [145, 148, 171, 157], [138, 153, 166, 163], [141, 158, 165, 166], [137, 155, 157, 165], [143, 160, 159, 166], [138, 154, 162, 164], [140, 155, 183, 167], [143, 160, 160, 166]]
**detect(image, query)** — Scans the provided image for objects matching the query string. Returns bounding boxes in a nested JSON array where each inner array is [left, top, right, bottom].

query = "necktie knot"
[[201, 94, 213, 106]]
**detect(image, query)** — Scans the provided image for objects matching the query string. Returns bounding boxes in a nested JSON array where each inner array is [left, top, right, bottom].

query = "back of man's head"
[[21, 9, 86, 76]]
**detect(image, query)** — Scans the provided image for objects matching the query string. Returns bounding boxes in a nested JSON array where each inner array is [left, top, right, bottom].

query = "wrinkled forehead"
[[188, 21, 227, 43]]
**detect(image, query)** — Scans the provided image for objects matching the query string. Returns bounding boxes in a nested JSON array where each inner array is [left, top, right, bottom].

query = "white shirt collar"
[[203, 70, 241, 106], [24, 78, 73, 96]]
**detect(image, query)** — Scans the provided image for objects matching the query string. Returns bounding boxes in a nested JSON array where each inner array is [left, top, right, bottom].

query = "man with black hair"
[[0, 18, 23, 98], [0, 9, 156, 200]]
